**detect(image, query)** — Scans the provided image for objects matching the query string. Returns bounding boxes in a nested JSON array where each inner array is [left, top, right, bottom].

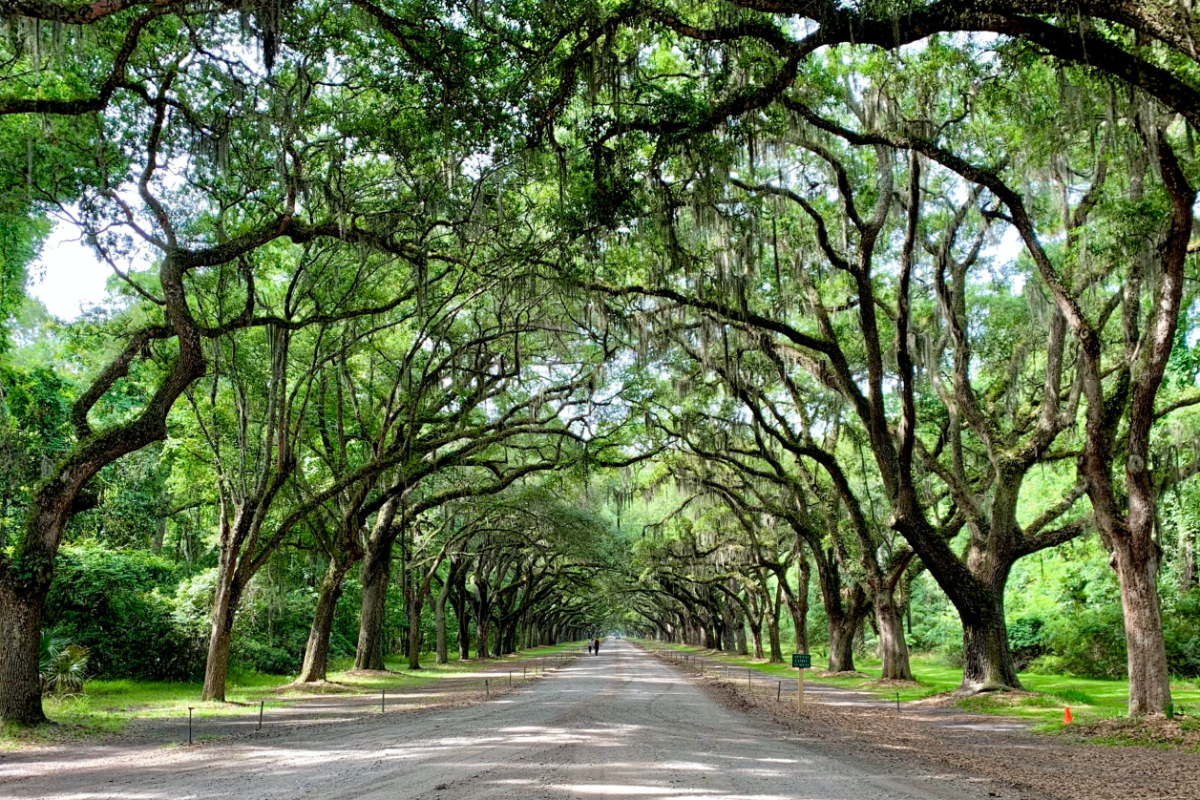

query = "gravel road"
[[0, 640, 1011, 800]]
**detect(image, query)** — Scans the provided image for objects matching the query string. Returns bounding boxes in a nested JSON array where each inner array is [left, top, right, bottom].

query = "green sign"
[[792, 653, 811, 669]]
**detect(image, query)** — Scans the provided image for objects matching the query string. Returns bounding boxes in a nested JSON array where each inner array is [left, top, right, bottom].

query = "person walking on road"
[[593, 638, 601, 655], [588, 642, 593, 655]]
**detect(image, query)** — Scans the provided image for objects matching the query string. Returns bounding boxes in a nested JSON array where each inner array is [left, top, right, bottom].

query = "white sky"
[[30, 222, 112, 320]]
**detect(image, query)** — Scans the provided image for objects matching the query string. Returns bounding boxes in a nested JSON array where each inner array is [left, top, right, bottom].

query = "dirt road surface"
[[0, 640, 1015, 800]]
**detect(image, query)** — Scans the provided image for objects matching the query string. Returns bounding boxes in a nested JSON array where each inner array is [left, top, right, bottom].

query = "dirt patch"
[[863, 678, 924, 690], [276, 680, 362, 694], [817, 670, 872, 678], [1069, 714, 1200, 749], [684, 664, 1200, 800]]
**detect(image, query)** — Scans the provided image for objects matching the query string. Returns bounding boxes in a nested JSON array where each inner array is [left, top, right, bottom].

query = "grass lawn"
[[641, 641, 1200, 730], [2, 641, 584, 747]]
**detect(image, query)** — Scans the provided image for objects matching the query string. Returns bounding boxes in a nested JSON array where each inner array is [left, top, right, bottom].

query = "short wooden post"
[[258, 700, 264, 730], [797, 666, 805, 714]]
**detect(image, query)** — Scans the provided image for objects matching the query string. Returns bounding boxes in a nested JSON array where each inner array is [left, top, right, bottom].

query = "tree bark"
[[0, 582, 47, 724], [297, 557, 353, 683], [201, 549, 244, 702], [406, 592, 424, 670], [434, 574, 453, 664], [456, 603, 471, 660], [874, 591, 913, 681], [827, 611, 858, 674], [767, 580, 784, 663], [786, 556, 810, 653], [355, 538, 392, 670], [1115, 540, 1172, 714], [749, 615, 764, 659], [201, 581, 237, 702], [734, 608, 749, 655], [1181, 529, 1196, 593], [475, 613, 491, 660]]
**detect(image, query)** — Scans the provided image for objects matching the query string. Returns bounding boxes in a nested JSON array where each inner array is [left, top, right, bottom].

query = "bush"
[[941, 639, 964, 668], [232, 639, 301, 676], [1165, 589, 1200, 678], [1038, 603, 1127, 679], [1007, 615, 1047, 672], [39, 631, 89, 694], [46, 546, 206, 681]]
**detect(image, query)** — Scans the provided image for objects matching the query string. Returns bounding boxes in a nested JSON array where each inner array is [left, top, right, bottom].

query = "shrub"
[[46, 546, 206, 681], [1164, 589, 1200, 678], [1039, 603, 1127, 679], [1007, 615, 1047, 672], [232, 639, 301, 676], [39, 631, 89, 694], [941, 639, 964, 669]]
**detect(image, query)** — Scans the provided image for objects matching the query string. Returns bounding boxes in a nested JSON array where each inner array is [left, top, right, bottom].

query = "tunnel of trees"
[[1, 0, 1199, 726]]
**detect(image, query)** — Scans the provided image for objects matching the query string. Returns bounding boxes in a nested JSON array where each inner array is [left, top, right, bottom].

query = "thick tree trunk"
[[407, 594, 424, 670], [767, 582, 784, 663], [828, 582, 869, 673], [785, 557, 810, 654], [827, 615, 857, 674], [354, 540, 393, 670], [201, 560, 241, 701], [749, 618, 764, 659], [353, 500, 400, 671], [458, 614, 471, 660], [875, 592, 913, 681], [475, 614, 491, 659], [455, 597, 471, 660], [960, 608, 1020, 691], [0, 247, 210, 724], [201, 621, 235, 703], [0, 581, 47, 724], [298, 558, 352, 683], [1114, 542, 1172, 715], [815, 549, 862, 673], [434, 579, 452, 665], [743, 591, 763, 659], [958, 558, 1018, 691], [720, 599, 739, 654]]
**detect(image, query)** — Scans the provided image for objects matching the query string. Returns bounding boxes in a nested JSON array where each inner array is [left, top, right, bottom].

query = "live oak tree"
[[0, 0, 504, 722], [182, 245, 431, 700], [345, 307, 611, 670]]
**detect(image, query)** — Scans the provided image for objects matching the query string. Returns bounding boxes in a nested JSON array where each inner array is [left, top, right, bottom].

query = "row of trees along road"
[[0, 0, 1198, 723]]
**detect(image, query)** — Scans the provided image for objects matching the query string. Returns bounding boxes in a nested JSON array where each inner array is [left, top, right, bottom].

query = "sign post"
[[791, 653, 811, 713]]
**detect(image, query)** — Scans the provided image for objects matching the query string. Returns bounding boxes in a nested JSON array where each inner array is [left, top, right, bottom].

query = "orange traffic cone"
[[1063, 706, 1073, 724]]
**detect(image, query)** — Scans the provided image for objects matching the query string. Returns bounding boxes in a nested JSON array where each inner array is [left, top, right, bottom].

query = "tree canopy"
[[0, 0, 1197, 726]]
